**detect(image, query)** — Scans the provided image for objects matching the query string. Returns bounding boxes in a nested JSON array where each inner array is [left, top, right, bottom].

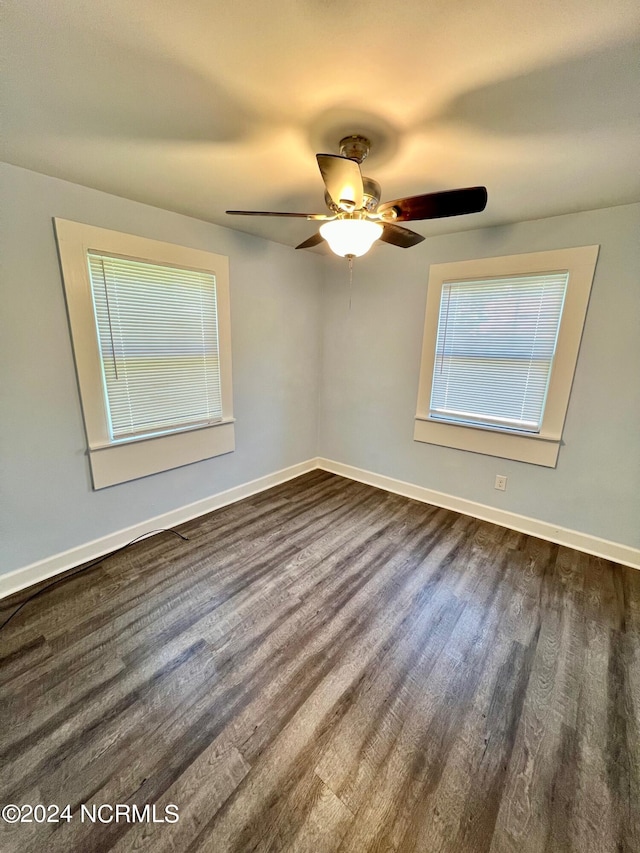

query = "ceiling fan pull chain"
[[348, 254, 354, 310]]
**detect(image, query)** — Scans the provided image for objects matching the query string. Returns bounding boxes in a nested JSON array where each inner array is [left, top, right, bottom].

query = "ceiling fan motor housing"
[[324, 176, 380, 213], [362, 177, 381, 212]]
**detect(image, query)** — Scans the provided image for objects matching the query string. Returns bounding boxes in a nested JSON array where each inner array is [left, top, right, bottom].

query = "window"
[[415, 246, 599, 467], [87, 254, 223, 440], [55, 219, 234, 488], [430, 272, 568, 432]]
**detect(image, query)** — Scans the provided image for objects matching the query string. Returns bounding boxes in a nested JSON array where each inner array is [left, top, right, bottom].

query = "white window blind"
[[430, 272, 568, 432], [88, 253, 222, 440]]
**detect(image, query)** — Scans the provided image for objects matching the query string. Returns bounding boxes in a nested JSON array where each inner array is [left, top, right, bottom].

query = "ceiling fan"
[[227, 135, 487, 258]]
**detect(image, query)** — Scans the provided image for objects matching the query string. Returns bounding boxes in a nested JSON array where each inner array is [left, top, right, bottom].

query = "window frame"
[[54, 219, 234, 489], [414, 245, 599, 467]]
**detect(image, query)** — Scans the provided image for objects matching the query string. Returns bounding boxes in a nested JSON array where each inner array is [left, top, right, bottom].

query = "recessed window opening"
[[87, 252, 223, 442], [430, 272, 568, 433]]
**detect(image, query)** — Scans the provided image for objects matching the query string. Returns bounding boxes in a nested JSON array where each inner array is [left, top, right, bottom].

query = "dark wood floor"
[[1, 471, 638, 852]]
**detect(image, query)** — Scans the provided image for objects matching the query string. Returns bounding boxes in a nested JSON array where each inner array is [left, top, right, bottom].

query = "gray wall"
[[318, 203, 640, 549], [2, 163, 638, 576], [0, 164, 323, 574]]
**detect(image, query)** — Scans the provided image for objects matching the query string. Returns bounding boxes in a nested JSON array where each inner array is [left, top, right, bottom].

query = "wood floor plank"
[[398, 543, 546, 852], [107, 737, 251, 853], [334, 537, 540, 852], [1, 473, 638, 853], [487, 558, 584, 852], [281, 773, 353, 853]]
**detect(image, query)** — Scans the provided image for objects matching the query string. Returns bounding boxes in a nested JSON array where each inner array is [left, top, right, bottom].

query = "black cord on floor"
[[0, 528, 189, 634]]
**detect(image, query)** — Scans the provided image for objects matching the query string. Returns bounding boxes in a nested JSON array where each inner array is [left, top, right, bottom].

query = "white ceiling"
[[3, 0, 640, 248]]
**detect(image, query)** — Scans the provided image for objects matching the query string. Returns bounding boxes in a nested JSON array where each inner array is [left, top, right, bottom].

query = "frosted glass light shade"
[[320, 219, 383, 257]]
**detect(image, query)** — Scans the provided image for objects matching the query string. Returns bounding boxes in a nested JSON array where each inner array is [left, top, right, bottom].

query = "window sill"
[[88, 420, 235, 489], [413, 417, 560, 467], [88, 417, 236, 451]]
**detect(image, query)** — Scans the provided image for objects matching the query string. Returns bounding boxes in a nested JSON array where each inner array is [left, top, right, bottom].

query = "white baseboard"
[[0, 458, 320, 599], [3, 454, 637, 599], [317, 458, 640, 571]]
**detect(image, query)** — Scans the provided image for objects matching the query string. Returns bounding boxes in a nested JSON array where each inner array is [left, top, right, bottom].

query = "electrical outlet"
[[495, 474, 507, 491]]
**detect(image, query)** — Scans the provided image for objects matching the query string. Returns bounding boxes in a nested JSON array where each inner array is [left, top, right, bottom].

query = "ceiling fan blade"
[[226, 210, 333, 219], [379, 222, 426, 248], [377, 186, 488, 222], [316, 154, 364, 211], [295, 232, 325, 250]]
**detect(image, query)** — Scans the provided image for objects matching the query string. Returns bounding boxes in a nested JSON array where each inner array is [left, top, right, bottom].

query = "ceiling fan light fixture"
[[319, 218, 383, 258]]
